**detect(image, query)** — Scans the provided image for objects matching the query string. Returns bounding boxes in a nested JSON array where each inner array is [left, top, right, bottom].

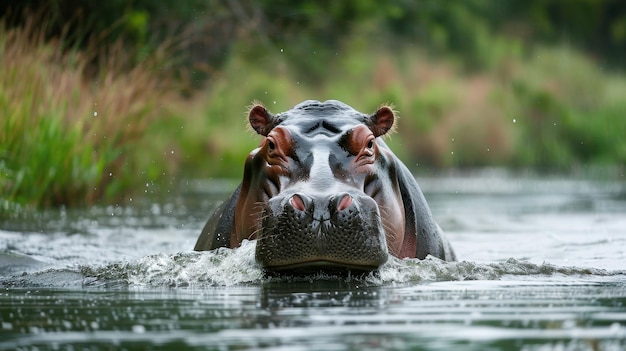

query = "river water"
[[1, 172, 625, 350]]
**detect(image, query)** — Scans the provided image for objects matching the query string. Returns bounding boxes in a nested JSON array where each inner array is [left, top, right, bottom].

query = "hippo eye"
[[367, 140, 374, 149], [268, 140, 276, 151]]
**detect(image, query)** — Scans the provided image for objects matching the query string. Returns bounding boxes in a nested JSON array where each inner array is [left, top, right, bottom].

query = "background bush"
[[1, 0, 625, 213]]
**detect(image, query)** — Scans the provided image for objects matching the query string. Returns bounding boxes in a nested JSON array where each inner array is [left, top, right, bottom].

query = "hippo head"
[[233, 100, 408, 273]]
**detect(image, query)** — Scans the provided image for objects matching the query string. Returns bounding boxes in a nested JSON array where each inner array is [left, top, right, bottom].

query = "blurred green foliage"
[[1, 0, 626, 212], [506, 46, 626, 169], [3, 0, 625, 78]]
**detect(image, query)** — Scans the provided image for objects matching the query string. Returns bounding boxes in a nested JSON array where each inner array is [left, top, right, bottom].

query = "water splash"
[[2, 240, 623, 288], [371, 255, 619, 285], [82, 240, 264, 287]]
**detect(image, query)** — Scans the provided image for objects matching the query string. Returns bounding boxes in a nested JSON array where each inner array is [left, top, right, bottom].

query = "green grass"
[[0, 21, 174, 214]]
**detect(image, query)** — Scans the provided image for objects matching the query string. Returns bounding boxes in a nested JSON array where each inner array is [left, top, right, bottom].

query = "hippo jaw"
[[255, 192, 389, 273]]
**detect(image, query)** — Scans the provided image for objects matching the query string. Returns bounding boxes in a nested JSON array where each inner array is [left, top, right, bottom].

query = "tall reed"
[[0, 17, 175, 213]]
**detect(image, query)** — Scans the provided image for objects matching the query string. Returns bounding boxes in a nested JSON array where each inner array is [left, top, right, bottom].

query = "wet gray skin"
[[194, 100, 456, 273]]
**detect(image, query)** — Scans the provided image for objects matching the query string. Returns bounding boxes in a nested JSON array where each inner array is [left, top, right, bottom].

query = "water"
[[1, 173, 625, 350]]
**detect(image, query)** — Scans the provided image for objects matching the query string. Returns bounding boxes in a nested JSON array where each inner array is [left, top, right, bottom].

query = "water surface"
[[1, 173, 625, 350]]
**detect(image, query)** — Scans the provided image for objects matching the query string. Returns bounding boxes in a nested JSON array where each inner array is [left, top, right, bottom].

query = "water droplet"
[[513, 118, 516, 123], [280, 48, 284, 53], [93, 111, 98, 117], [450, 151, 454, 155]]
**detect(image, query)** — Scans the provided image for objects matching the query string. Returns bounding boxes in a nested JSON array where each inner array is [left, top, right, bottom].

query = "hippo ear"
[[367, 106, 395, 137], [248, 104, 276, 136]]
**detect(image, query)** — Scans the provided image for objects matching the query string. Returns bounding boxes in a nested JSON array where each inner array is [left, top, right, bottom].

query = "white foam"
[[79, 240, 265, 287], [75, 248, 624, 288]]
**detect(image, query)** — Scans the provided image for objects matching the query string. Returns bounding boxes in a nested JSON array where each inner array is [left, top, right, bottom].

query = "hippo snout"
[[255, 192, 389, 273]]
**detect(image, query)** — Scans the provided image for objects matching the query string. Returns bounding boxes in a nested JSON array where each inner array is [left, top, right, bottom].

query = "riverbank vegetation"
[[1, 1, 625, 213], [1, 18, 177, 212]]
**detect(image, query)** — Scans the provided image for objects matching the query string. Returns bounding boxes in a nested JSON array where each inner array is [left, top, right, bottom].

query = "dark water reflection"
[[1, 281, 625, 350]]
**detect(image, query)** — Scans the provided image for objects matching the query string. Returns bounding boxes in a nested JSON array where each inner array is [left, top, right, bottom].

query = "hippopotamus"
[[194, 100, 455, 273]]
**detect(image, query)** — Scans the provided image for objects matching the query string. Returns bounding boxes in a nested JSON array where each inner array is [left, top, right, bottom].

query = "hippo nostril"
[[337, 194, 352, 212], [290, 194, 307, 212]]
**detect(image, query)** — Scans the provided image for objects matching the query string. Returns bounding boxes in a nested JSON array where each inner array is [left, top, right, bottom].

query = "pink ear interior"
[[370, 106, 395, 137], [249, 105, 272, 136]]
